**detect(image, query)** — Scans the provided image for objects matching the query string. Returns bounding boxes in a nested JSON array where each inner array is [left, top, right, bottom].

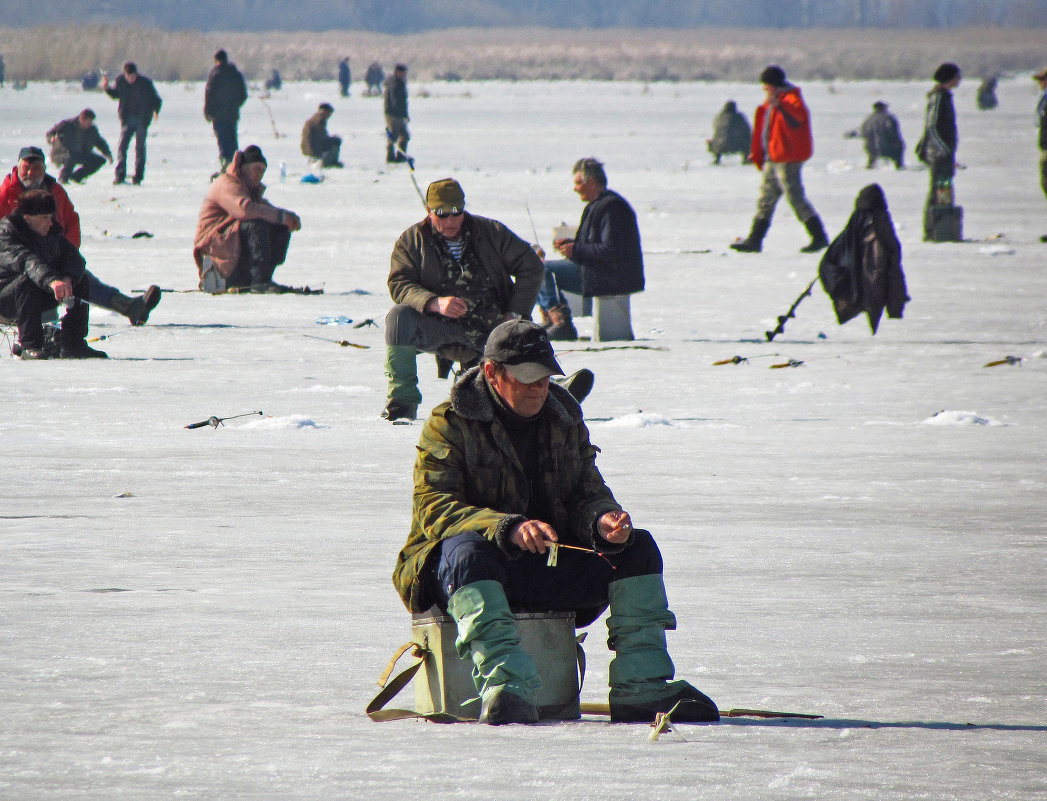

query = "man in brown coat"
[[382, 178, 544, 421], [300, 103, 343, 168], [193, 145, 302, 293]]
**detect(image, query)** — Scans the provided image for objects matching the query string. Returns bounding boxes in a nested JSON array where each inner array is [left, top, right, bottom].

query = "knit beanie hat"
[[241, 145, 267, 166], [933, 63, 960, 84], [760, 66, 786, 87]]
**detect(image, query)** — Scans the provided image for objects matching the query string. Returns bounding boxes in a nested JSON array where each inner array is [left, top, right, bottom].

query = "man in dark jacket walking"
[[45, 109, 112, 184], [537, 158, 644, 341], [0, 190, 103, 359], [384, 63, 409, 163], [102, 62, 162, 185], [204, 50, 248, 171], [917, 62, 961, 240], [392, 319, 720, 725], [337, 57, 351, 97]]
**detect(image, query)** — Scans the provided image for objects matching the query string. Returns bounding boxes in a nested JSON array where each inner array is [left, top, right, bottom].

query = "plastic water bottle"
[[280, 161, 287, 183]]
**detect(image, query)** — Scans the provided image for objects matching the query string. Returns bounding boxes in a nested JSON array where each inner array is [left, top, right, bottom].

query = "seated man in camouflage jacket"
[[391, 320, 720, 724]]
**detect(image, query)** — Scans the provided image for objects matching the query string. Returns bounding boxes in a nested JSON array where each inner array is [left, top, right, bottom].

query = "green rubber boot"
[[606, 573, 719, 723], [447, 580, 541, 725], [382, 345, 422, 420]]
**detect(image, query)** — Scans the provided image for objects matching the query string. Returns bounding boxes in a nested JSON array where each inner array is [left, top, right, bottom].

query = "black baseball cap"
[[484, 320, 564, 383], [18, 146, 45, 162]]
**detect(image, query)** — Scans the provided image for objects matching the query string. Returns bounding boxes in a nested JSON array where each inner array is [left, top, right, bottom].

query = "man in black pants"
[[0, 190, 104, 359]]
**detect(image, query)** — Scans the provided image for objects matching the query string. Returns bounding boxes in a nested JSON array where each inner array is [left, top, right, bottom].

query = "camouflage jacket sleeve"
[[412, 406, 526, 558]]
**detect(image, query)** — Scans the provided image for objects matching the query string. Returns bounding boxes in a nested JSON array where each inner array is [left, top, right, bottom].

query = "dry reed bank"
[[1, 25, 1044, 83]]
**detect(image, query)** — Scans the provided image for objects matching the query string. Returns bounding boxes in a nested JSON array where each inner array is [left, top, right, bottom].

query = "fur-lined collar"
[[449, 365, 582, 424]]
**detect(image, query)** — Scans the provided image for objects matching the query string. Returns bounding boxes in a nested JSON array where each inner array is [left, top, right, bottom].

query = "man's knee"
[[610, 529, 664, 580], [385, 304, 422, 346], [431, 532, 508, 603]]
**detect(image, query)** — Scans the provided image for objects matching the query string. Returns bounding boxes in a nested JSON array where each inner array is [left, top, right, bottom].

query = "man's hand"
[[597, 511, 633, 544], [50, 279, 73, 303], [283, 212, 302, 232], [426, 296, 468, 318], [510, 519, 558, 554], [553, 237, 575, 258]]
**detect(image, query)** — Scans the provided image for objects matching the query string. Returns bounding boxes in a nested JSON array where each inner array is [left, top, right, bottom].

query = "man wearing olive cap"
[[382, 177, 544, 421], [391, 319, 719, 725]]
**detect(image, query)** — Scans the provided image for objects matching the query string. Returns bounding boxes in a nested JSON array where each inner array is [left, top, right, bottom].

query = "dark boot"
[[729, 217, 771, 253], [107, 285, 161, 325], [435, 355, 454, 379], [546, 304, 578, 341], [554, 368, 595, 404], [381, 398, 417, 422], [800, 215, 830, 253]]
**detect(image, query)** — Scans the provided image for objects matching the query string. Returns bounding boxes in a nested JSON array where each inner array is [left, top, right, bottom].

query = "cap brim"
[[503, 359, 564, 383]]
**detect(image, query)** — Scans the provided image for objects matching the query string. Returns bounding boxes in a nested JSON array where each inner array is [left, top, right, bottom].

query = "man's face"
[[485, 362, 550, 418], [125, 71, 137, 84], [573, 172, 600, 203], [23, 213, 53, 237], [78, 114, 94, 130], [428, 209, 464, 239], [17, 159, 44, 188], [242, 162, 266, 188]]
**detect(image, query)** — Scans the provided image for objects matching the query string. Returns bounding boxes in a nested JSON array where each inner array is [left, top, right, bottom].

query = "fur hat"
[[760, 65, 786, 87], [17, 189, 56, 216]]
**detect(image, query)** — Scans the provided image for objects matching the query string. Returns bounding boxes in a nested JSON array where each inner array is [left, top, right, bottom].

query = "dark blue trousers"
[[212, 119, 239, 164], [427, 529, 663, 627]]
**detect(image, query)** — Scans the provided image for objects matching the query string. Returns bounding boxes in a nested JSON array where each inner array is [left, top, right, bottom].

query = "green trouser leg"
[[384, 344, 422, 404], [446, 580, 542, 705], [606, 573, 718, 721]]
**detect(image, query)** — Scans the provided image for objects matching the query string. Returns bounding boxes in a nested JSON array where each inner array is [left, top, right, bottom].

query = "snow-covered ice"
[[2, 75, 1045, 800]]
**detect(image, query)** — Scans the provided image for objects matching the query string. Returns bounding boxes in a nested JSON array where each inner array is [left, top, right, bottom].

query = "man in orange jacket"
[[731, 65, 828, 254]]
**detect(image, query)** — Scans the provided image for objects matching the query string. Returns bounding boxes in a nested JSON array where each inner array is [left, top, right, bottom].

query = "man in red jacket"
[[730, 66, 829, 254], [0, 146, 160, 325]]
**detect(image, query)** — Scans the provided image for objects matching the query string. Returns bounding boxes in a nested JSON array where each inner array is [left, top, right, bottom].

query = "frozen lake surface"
[[2, 74, 1045, 799]]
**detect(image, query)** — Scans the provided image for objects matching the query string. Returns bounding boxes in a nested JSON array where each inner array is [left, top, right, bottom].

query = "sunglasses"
[[433, 208, 464, 219]]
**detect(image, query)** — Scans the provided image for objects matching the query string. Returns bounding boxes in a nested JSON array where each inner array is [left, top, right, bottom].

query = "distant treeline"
[[0, 25, 1043, 83], [7, 0, 1047, 32]]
